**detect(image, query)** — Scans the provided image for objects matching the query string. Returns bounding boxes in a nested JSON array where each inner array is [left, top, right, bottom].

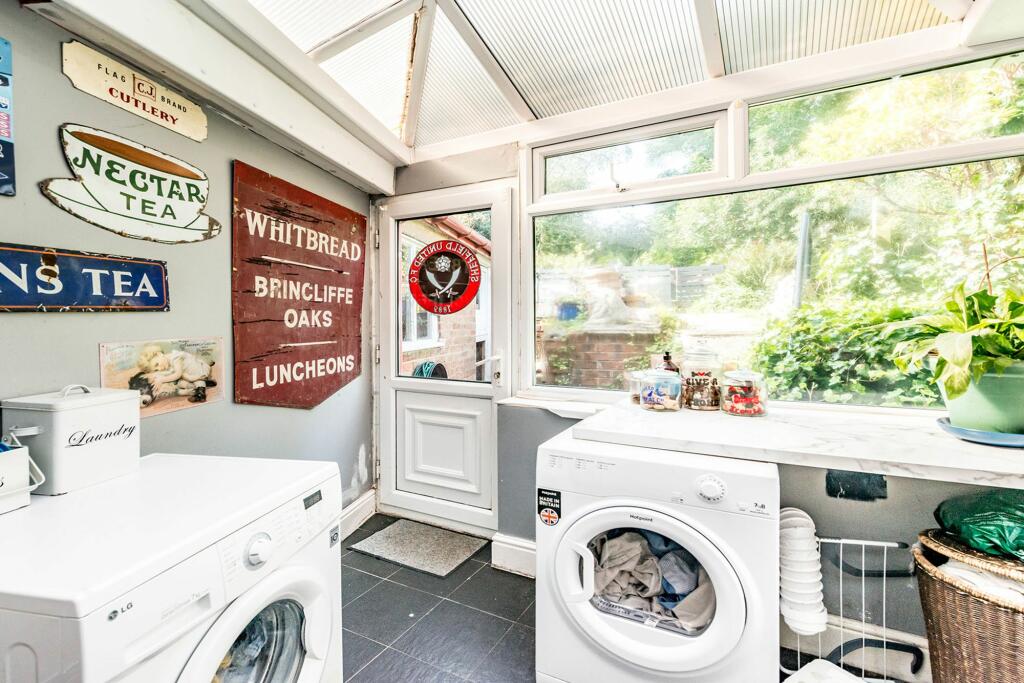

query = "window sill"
[[401, 339, 443, 352], [497, 396, 609, 420]]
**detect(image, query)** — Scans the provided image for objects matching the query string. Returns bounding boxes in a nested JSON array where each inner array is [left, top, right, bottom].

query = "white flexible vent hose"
[[779, 507, 827, 635]]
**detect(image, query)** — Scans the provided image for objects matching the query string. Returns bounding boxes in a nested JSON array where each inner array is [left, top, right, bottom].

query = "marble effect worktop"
[[572, 402, 1024, 488]]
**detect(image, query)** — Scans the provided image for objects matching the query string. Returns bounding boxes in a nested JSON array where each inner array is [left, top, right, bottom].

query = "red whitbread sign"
[[408, 240, 481, 315], [231, 161, 366, 409]]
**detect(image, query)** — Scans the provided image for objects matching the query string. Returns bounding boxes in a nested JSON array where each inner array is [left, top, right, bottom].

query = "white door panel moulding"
[[180, 0, 411, 166], [308, 0, 421, 64], [27, 0, 398, 194], [413, 23, 1024, 162]]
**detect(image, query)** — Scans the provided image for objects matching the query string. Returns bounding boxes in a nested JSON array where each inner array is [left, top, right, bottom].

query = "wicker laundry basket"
[[913, 529, 1024, 683]]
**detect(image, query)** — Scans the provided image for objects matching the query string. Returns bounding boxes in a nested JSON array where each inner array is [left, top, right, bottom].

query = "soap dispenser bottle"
[[660, 350, 680, 375]]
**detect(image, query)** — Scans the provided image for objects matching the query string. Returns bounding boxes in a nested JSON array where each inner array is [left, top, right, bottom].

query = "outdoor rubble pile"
[[588, 529, 715, 634]]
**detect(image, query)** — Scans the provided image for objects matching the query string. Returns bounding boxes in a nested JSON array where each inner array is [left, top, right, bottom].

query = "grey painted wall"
[[0, 2, 374, 507], [499, 406, 994, 637]]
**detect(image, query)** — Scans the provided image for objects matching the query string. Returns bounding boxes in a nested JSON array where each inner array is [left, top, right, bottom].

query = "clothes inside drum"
[[587, 528, 716, 635]]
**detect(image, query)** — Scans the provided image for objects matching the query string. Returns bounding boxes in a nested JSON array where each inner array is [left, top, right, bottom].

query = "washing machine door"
[[553, 505, 746, 674], [177, 566, 332, 683]]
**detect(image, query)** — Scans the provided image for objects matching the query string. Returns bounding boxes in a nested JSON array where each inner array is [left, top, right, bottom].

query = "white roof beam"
[[927, 0, 974, 22], [961, 0, 1024, 46], [402, 0, 437, 146], [309, 0, 421, 64], [435, 0, 536, 122], [692, 0, 726, 78], [28, 0, 396, 193], [180, 0, 411, 166]]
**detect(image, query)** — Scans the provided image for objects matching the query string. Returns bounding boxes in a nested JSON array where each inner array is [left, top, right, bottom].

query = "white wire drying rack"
[[781, 536, 926, 682]]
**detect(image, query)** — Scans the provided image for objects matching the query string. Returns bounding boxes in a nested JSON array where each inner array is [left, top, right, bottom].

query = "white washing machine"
[[536, 428, 779, 683], [0, 453, 343, 682]]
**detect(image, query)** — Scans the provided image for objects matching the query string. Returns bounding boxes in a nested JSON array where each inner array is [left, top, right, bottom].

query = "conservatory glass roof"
[[247, 0, 963, 149]]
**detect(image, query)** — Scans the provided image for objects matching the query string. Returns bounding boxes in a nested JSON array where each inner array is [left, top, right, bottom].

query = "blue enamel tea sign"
[[0, 36, 13, 196], [0, 242, 169, 312]]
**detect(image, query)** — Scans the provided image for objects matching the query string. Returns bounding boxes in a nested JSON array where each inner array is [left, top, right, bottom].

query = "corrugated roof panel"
[[249, 0, 397, 52], [455, 0, 708, 118], [415, 7, 521, 146], [715, 0, 953, 74], [320, 14, 414, 135]]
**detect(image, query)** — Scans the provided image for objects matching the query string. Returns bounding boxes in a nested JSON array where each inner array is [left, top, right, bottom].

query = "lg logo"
[[107, 602, 133, 621]]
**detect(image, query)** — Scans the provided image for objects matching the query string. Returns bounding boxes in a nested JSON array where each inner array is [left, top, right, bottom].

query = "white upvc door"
[[376, 182, 512, 533]]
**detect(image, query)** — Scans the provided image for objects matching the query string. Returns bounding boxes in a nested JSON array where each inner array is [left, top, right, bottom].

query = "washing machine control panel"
[[217, 478, 341, 600], [695, 474, 727, 502]]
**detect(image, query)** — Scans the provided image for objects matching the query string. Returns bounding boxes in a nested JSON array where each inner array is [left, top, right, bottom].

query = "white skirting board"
[[339, 489, 376, 539], [780, 615, 931, 682], [491, 533, 536, 578]]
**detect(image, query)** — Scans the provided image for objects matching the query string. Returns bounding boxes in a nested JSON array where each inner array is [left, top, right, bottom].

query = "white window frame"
[[399, 237, 442, 351], [531, 112, 729, 206], [515, 54, 1024, 405]]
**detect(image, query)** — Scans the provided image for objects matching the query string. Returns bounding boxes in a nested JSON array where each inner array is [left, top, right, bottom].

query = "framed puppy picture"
[[99, 336, 224, 417]]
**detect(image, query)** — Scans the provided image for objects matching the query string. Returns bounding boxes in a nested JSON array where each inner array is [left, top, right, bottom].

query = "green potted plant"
[[882, 269, 1024, 433]]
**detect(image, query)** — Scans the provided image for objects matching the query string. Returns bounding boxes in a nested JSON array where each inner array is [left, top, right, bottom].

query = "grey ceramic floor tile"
[[342, 528, 374, 557], [470, 542, 492, 564], [450, 566, 536, 620], [342, 629, 385, 681], [389, 559, 485, 597], [343, 581, 441, 645], [342, 566, 382, 606], [393, 600, 513, 679], [348, 648, 463, 683], [469, 624, 536, 683], [359, 514, 400, 533], [343, 550, 404, 578], [516, 601, 535, 628]]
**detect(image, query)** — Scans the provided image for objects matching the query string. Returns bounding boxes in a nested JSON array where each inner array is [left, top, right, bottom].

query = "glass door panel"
[[397, 210, 493, 383]]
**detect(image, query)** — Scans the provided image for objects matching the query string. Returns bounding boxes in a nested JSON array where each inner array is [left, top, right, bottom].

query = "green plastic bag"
[[934, 489, 1024, 562]]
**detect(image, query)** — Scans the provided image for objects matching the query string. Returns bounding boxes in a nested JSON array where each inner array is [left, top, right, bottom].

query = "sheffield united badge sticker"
[[409, 240, 480, 315]]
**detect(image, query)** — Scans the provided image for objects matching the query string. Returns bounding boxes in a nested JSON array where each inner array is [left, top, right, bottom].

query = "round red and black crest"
[[408, 240, 481, 315]]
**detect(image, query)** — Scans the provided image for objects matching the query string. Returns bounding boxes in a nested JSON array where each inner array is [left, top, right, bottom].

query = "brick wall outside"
[[400, 305, 482, 381], [538, 329, 658, 389]]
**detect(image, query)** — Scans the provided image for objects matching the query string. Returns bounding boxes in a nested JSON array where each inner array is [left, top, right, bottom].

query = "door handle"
[[564, 541, 596, 603], [474, 354, 502, 385]]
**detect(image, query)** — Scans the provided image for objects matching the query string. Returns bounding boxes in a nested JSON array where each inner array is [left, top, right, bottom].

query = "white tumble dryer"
[[536, 428, 779, 683], [0, 453, 343, 683]]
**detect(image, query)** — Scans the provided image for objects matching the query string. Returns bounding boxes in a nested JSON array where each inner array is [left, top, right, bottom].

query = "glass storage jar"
[[640, 370, 683, 411], [720, 370, 767, 417], [682, 341, 722, 410]]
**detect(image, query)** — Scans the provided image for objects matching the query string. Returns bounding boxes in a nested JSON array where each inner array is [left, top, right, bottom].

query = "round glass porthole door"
[[212, 600, 306, 683], [554, 506, 746, 673]]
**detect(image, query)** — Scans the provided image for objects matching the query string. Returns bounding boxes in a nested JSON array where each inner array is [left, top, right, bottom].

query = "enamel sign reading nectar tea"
[[40, 124, 221, 244]]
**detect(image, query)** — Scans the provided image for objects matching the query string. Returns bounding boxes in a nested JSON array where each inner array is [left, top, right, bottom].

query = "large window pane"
[[534, 157, 1024, 407], [750, 52, 1024, 172], [544, 127, 715, 195]]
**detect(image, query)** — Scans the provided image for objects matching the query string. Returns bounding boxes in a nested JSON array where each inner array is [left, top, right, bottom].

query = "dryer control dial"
[[696, 475, 727, 502], [245, 533, 274, 568]]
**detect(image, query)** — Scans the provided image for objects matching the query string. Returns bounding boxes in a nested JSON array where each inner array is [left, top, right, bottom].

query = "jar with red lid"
[[720, 370, 767, 417]]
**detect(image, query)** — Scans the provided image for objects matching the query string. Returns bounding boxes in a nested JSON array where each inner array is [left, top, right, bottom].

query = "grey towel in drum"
[[590, 532, 663, 599]]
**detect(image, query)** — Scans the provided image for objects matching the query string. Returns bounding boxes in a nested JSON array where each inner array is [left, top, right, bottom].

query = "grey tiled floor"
[[341, 515, 535, 682]]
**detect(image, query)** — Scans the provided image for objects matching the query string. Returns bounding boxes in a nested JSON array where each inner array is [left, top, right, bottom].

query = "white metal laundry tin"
[[1, 385, 140, 495]]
